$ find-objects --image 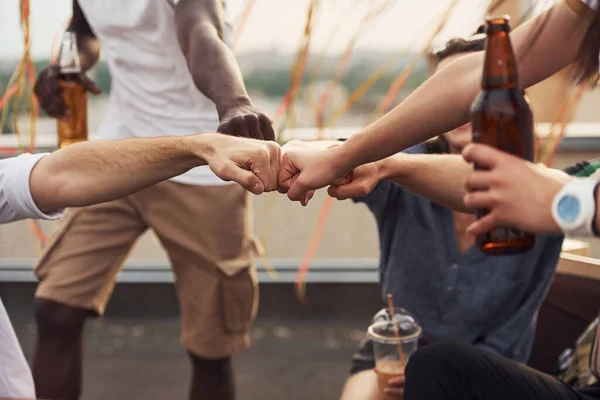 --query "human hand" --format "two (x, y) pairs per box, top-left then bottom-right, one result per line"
(34, 65), (101, 120)
(384, 375), (405, 397)
(281, 139), (342, 152)
(327, 160), (382, 200)
(201, 134), (281, 194)
(278, 146), (351, 205)
(462, 143), (571, 235)
(218, 103), (275, 141)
